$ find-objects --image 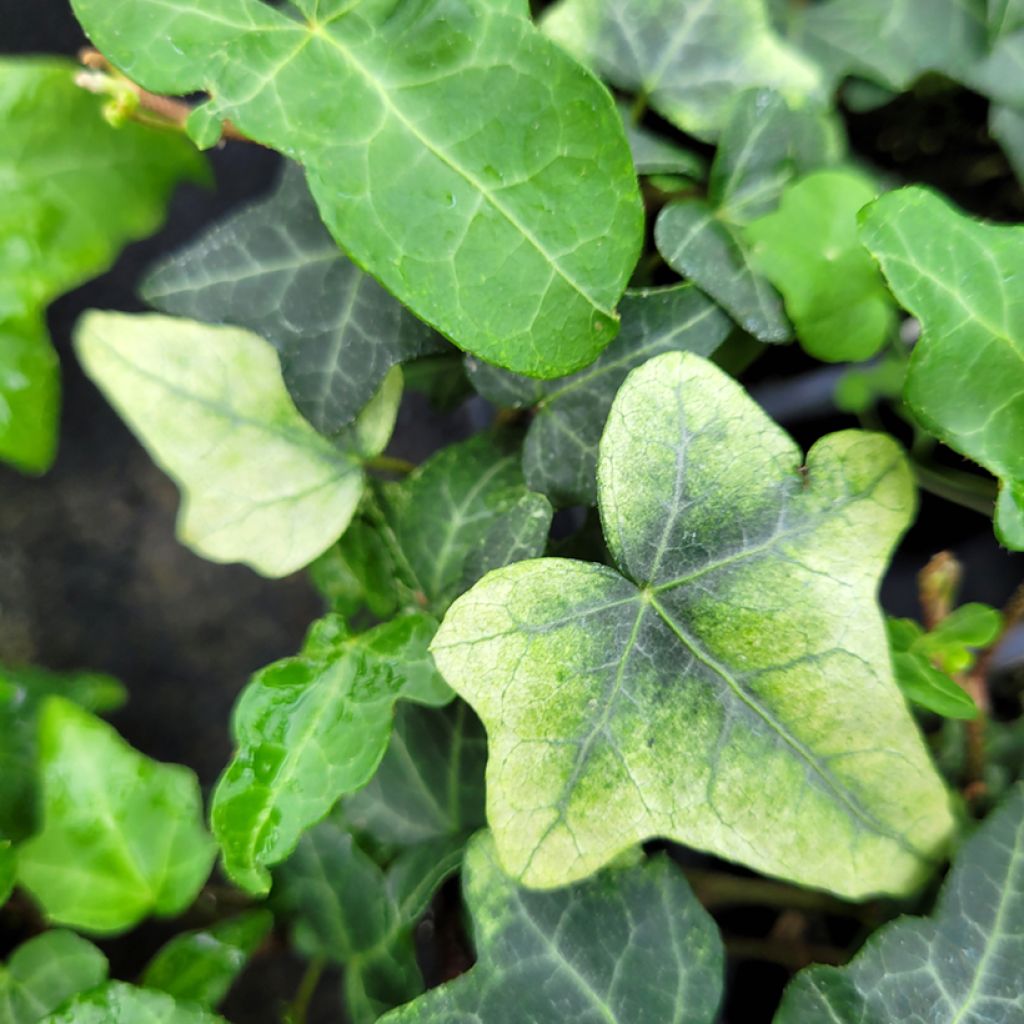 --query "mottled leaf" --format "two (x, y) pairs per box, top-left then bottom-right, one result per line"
(71, 0), (643, 378)
(17, 698), (215, 935)
(74, 312), (401, 577)
(433, 352), (953, 896)
(543, 0), (823, 140)
(143, 163), (444, 436)
(380, 831), (724, 1024)
(860, 186), (1024, 548)
(0, 57), (206, 473)
(774, 782), (1024, 1023)
(41, 983), (225, 1024)
(212, 614), (451, 896)
(468, 286), (731, 504)
(142, 910), (273, 1009)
